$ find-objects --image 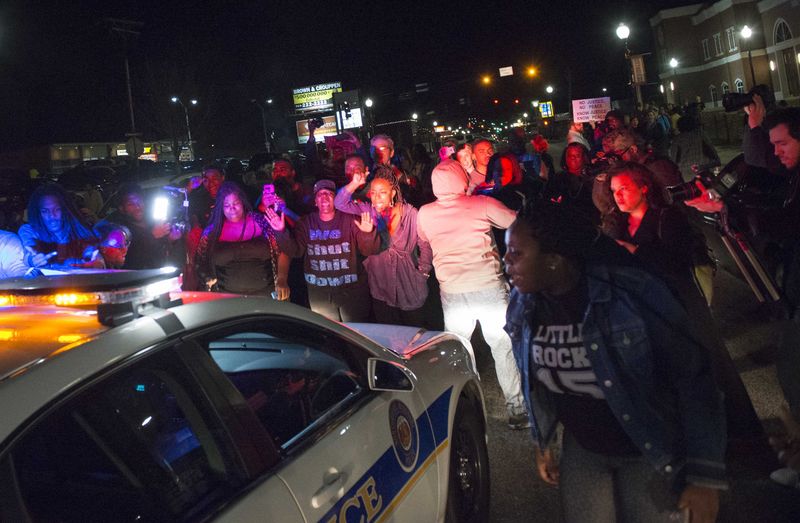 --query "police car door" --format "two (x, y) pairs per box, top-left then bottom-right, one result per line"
(281, 356), (440, 523)
(195, 317), (439, 522)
